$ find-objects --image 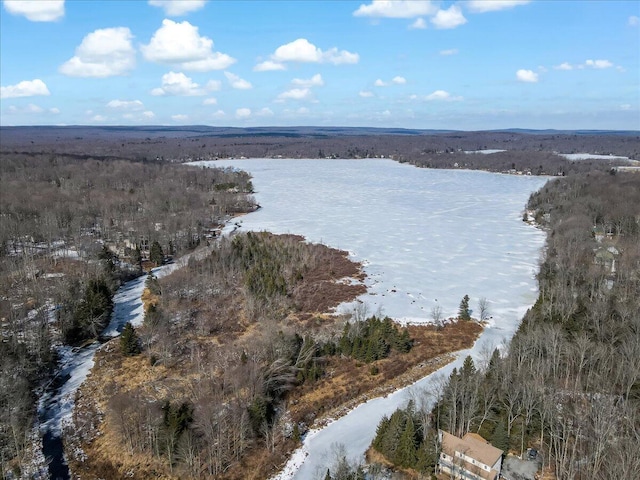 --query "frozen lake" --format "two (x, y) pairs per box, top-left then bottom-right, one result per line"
(192, 158), (549, 478)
